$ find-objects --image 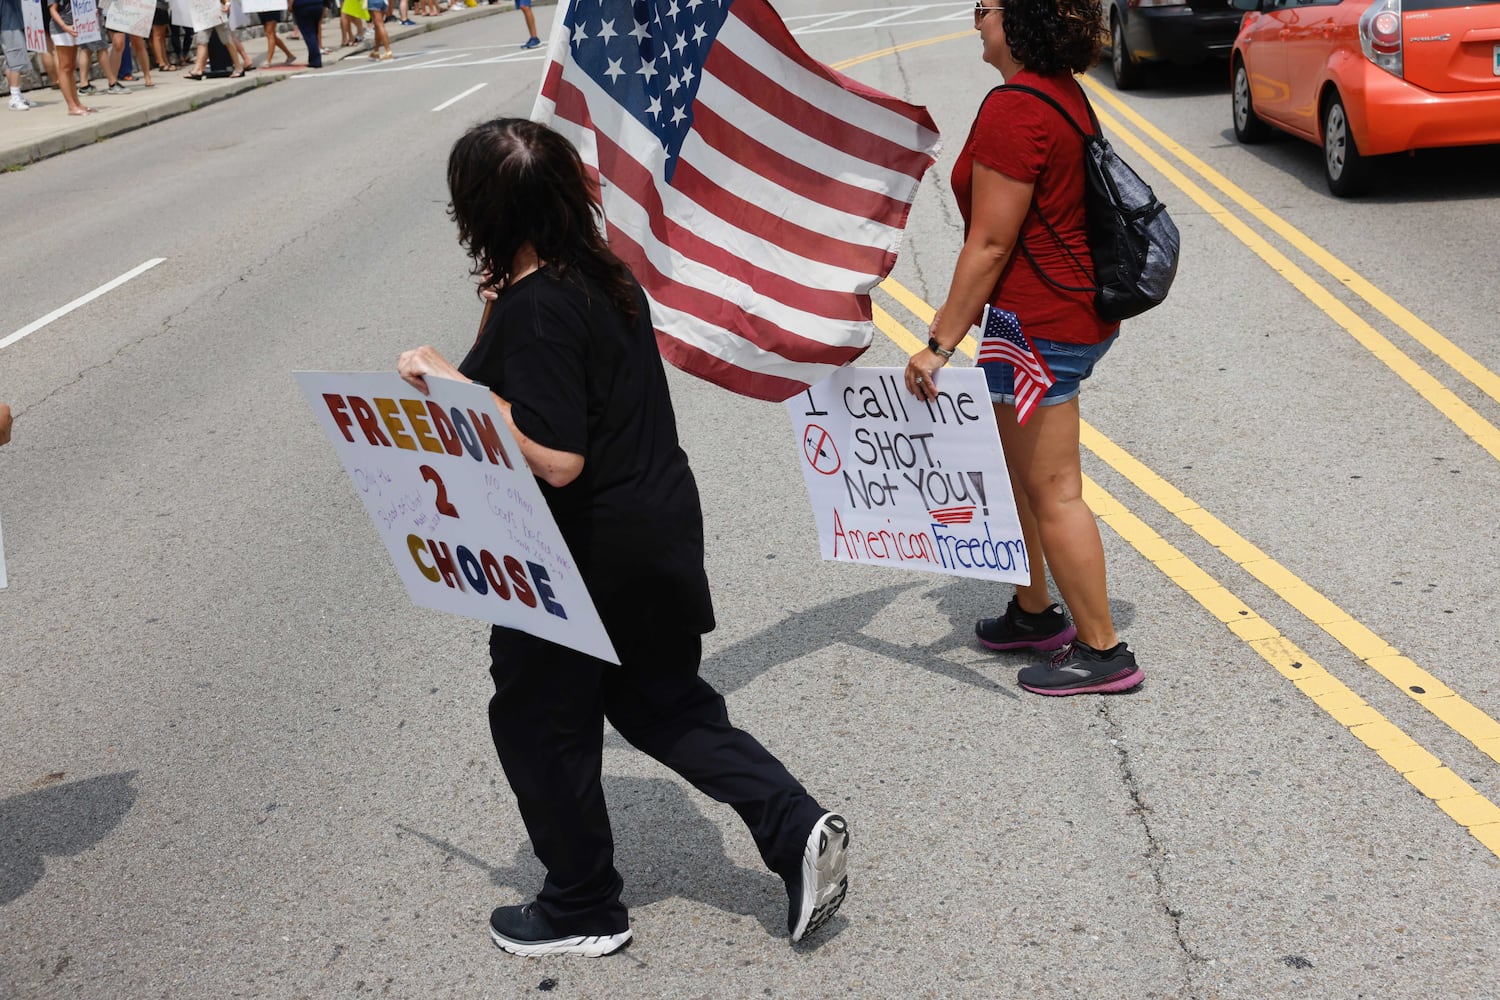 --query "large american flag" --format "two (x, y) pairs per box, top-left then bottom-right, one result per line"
(974, 304), (1055, 426)
(531, 0), (940, 401)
